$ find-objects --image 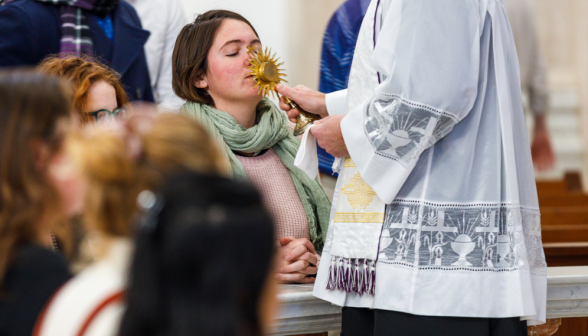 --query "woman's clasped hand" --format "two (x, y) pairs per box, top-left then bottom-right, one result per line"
(277, 237), (320, 283)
